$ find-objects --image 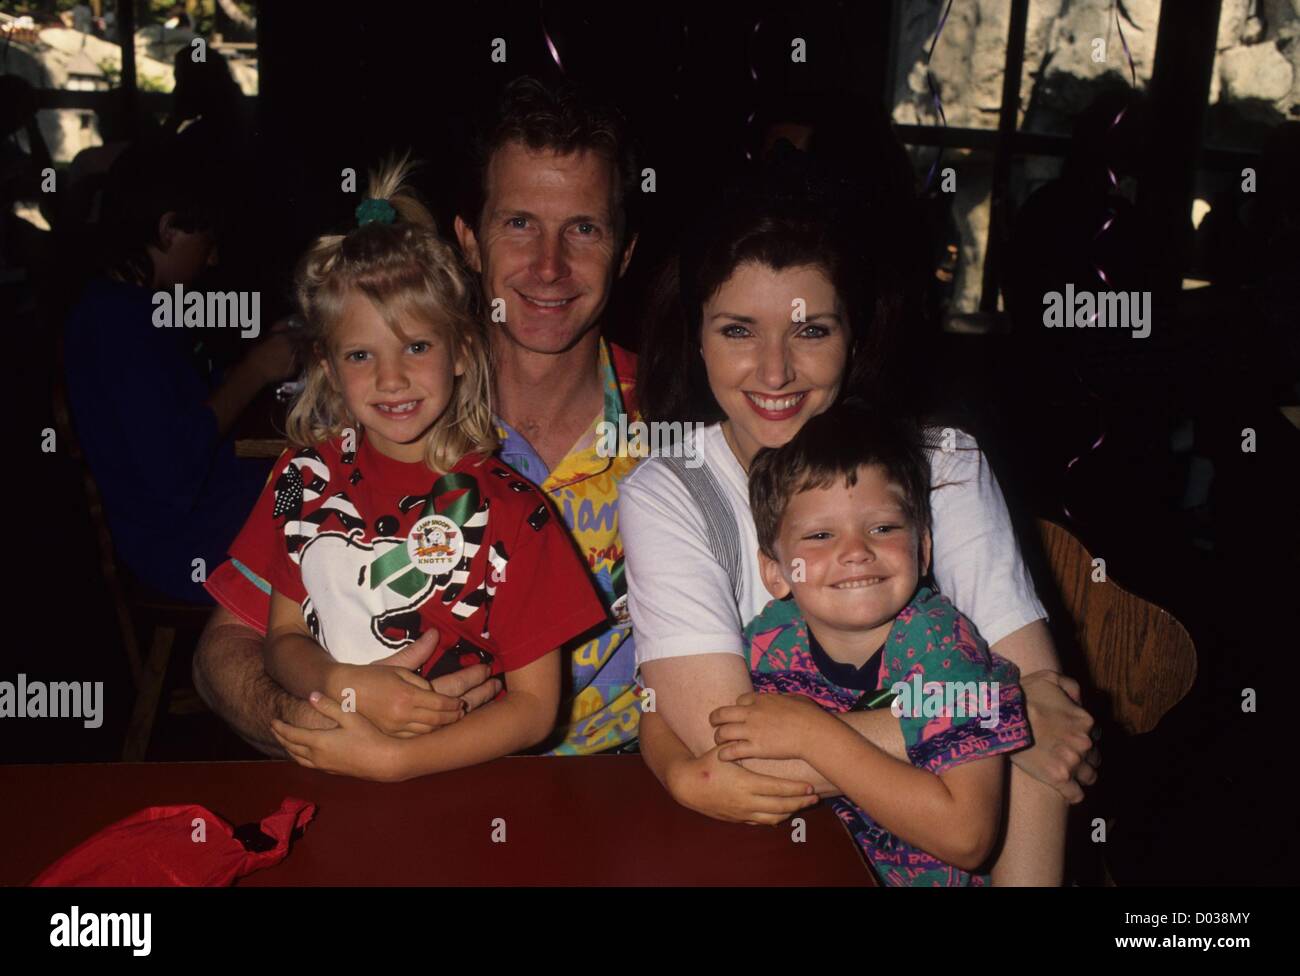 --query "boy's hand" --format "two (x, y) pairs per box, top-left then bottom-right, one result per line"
(329, 630), (468, 736)
(709, 692), (829, 762)
(271, 692), (408, 782)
